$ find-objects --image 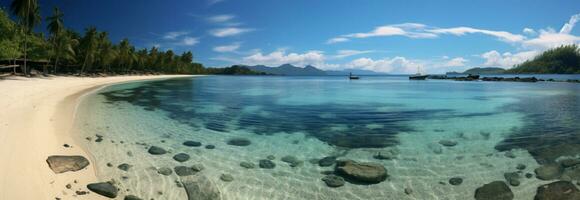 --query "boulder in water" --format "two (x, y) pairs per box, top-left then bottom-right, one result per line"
(220, 174), (234, 182)
(504, 172), (521, 186)
(87, 182), (118, 198)
(334, 160), (387, 184)
(157, 167), (173, 176)
(46, 155), (90, 174)
(117, 163), (132, 172)
(259, 159), (276, 169)
(148, 146), (167, 155)
(175, 166), (196, 176)
(322, 175), (345, 187)
(535, 163), (563, 180)
(240, 162), (256, 169)
(534, 181), (580, 200)
(173, 153), (190, 162)
(226, 138), (251, 146)
(183, 141), (202, 147)
(318, 156), (337, 167)
(449, 177), (463, 185)
(474, 181), (513, 200)
(124, 195), (143, 200)
(439, 140), (458, 147)
(181, 175), (222, 200)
